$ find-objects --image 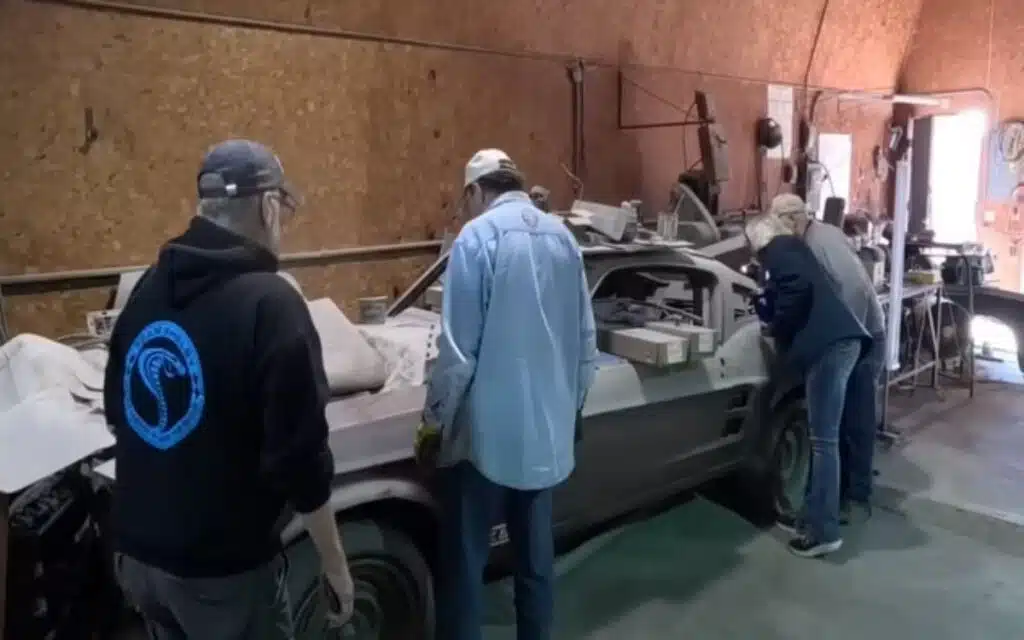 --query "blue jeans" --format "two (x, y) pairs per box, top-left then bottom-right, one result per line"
(436, 462), (555, 640)
(804, 338), (862, 543)
(841, 333), (884, 505)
